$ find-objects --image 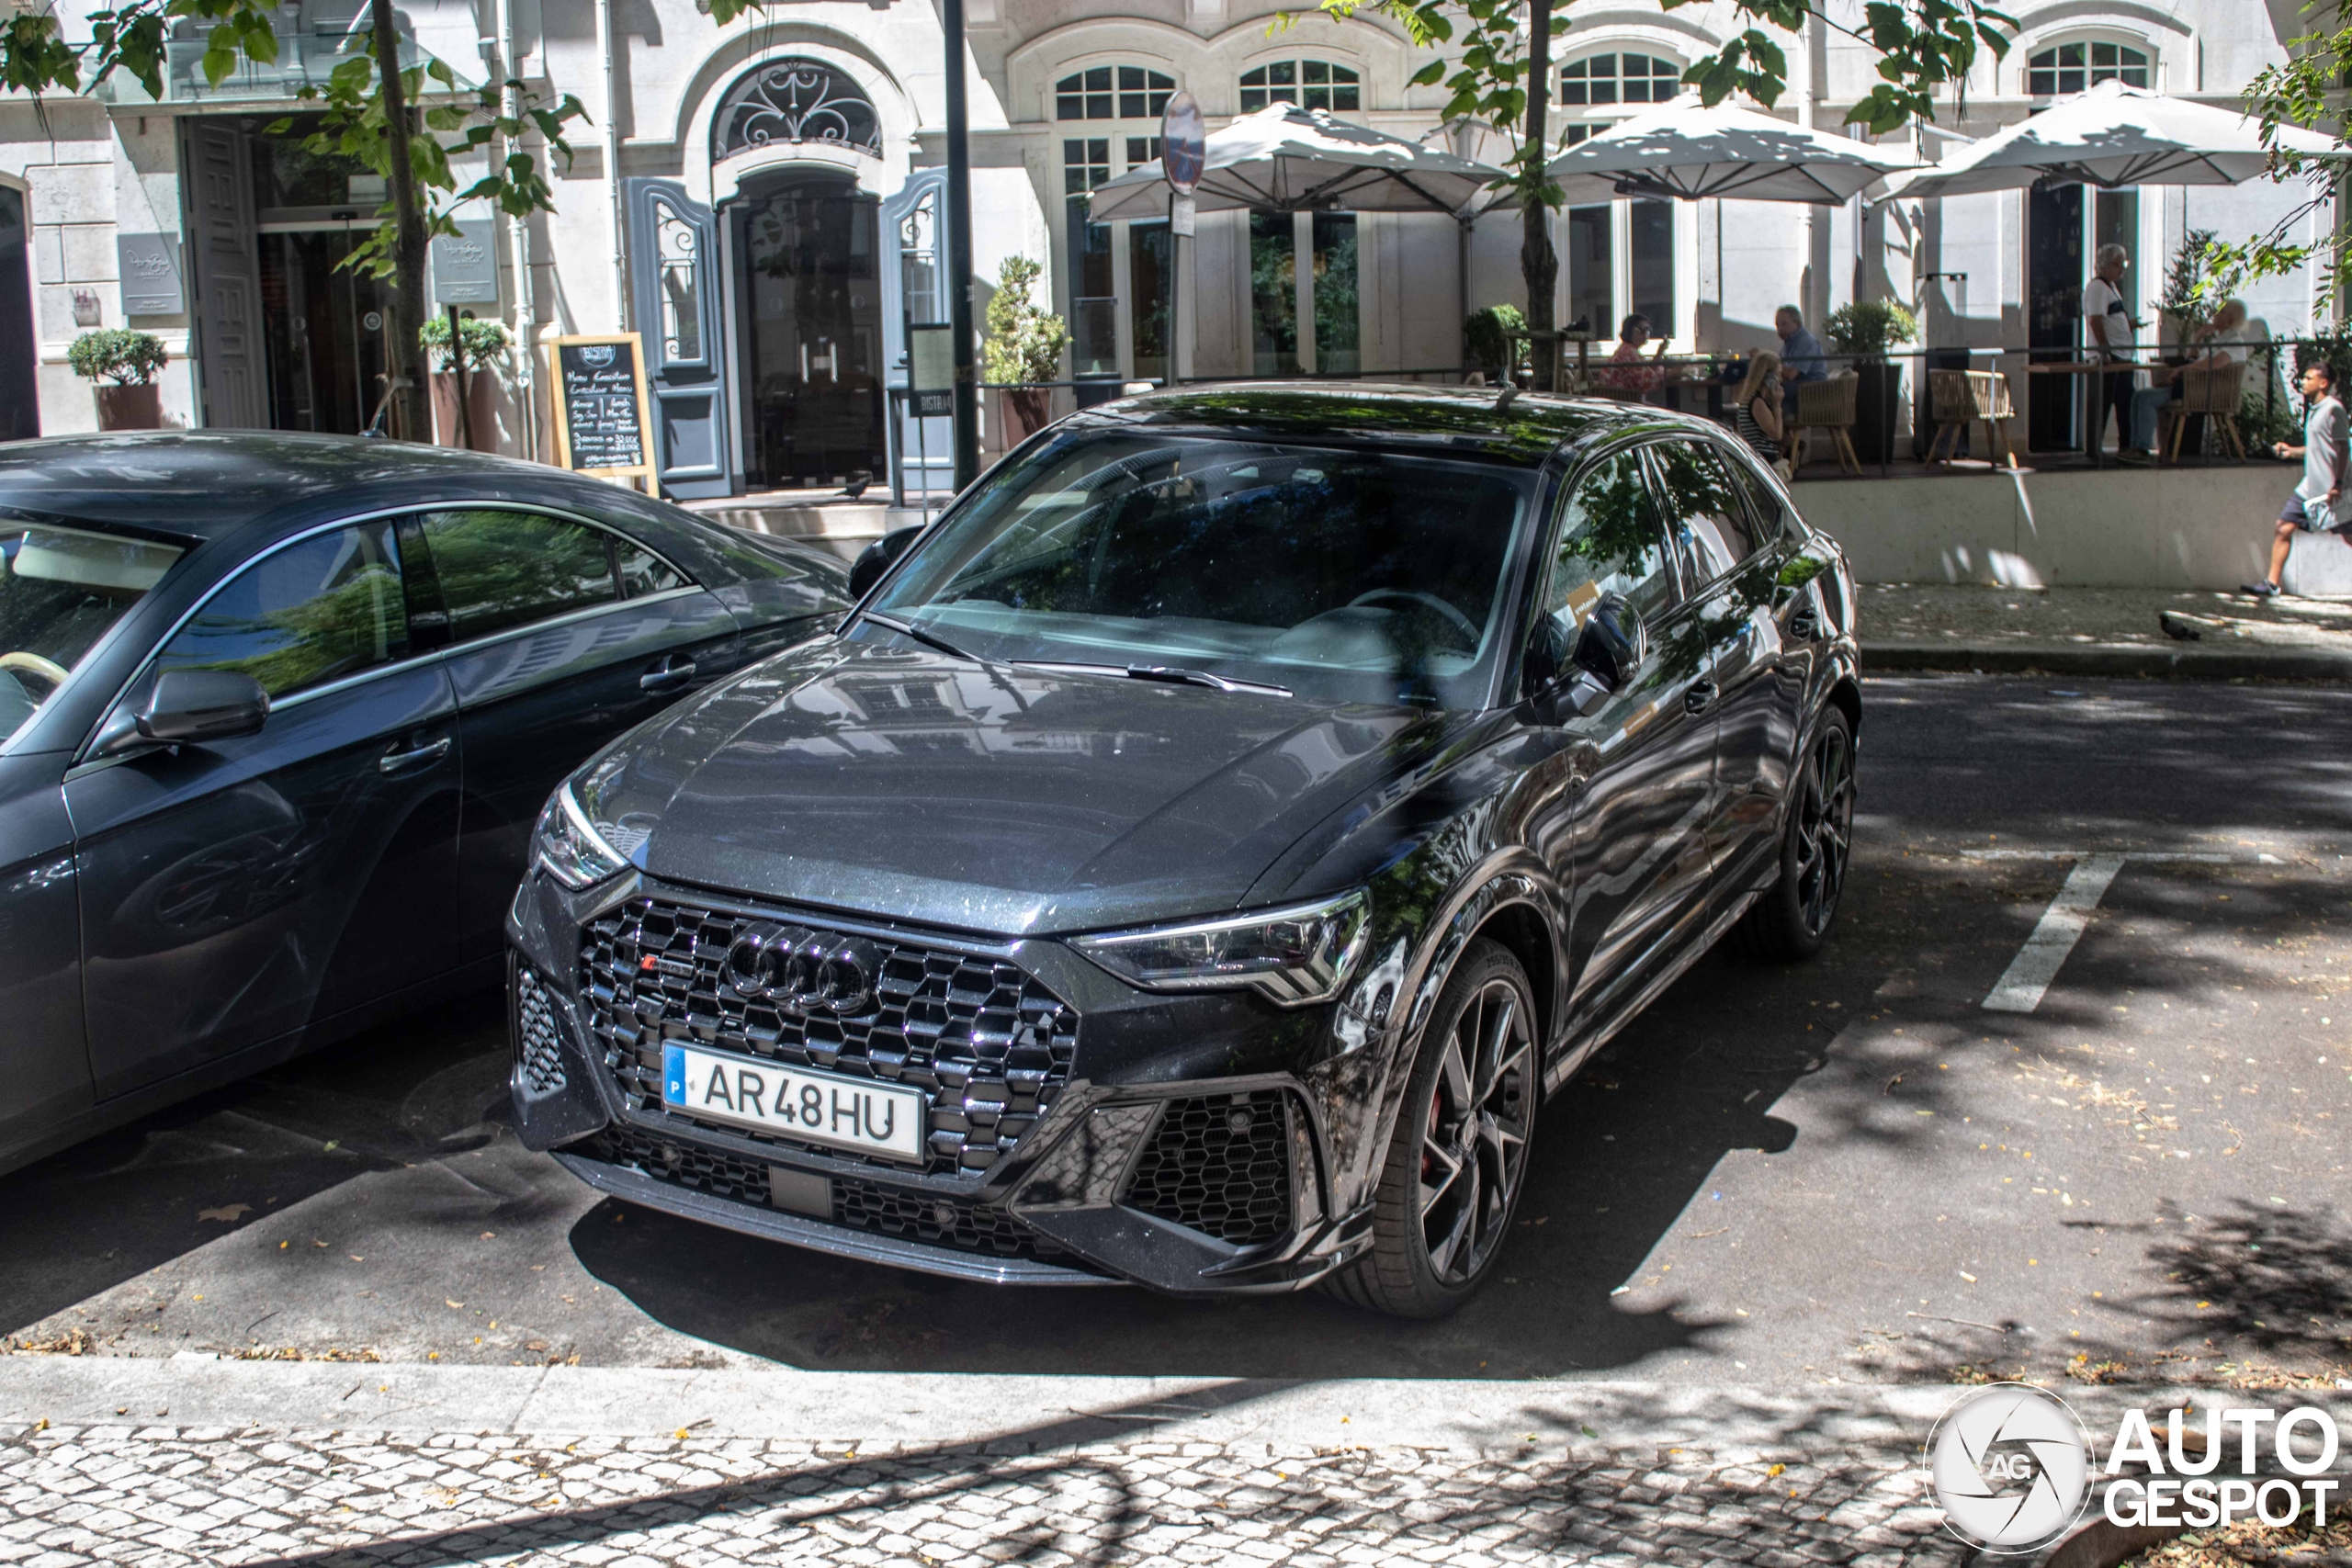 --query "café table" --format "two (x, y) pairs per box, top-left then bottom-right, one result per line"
(2022, 356), (2166, 468)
